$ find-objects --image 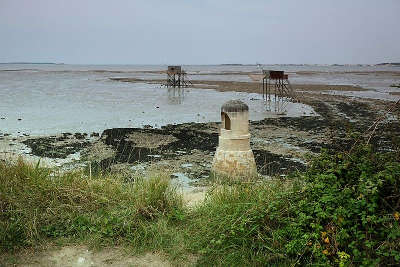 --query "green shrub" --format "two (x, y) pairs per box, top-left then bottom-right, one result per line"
(186, 145), (400, 266)
(283, 145), (400, 266)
